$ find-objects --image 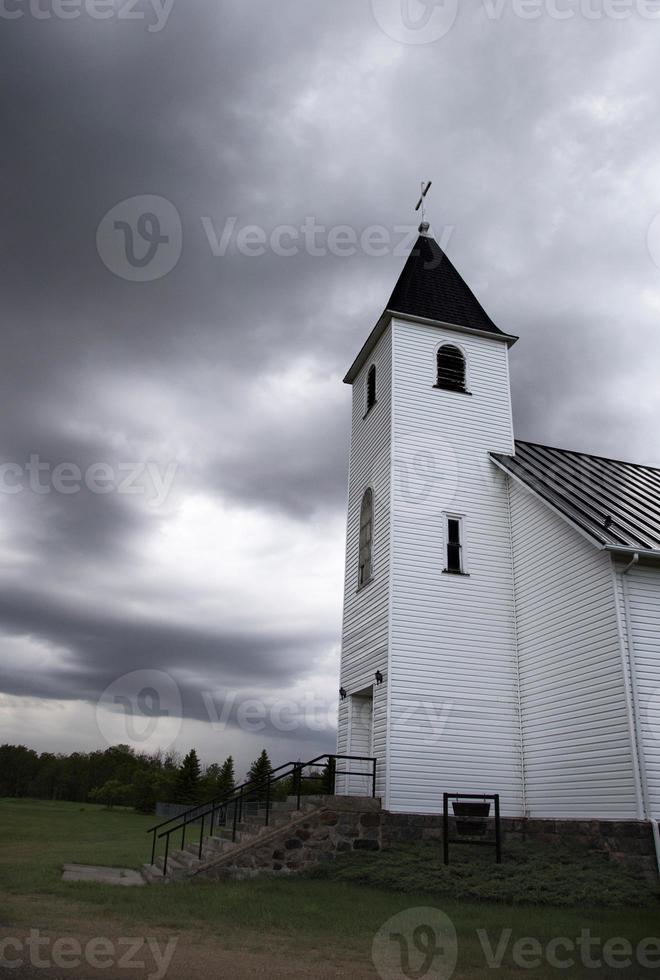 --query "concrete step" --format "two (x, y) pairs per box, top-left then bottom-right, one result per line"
(204, 836), (235, 854)
(214, 827), (234, 840)
(183, 841), (227, 862)
(173, 848), (203, 868)
(155, 827), (263, 876)
(141, 863), (170, 884)
(153, 854), (188, 877)
(265, 813), (296, 828)
(235, 821), (265, 834)
(235, 812), (293, 833)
